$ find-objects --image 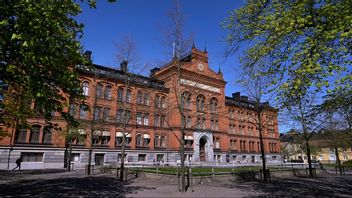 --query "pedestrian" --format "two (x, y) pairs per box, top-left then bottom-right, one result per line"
(12, 157), (23, 171)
